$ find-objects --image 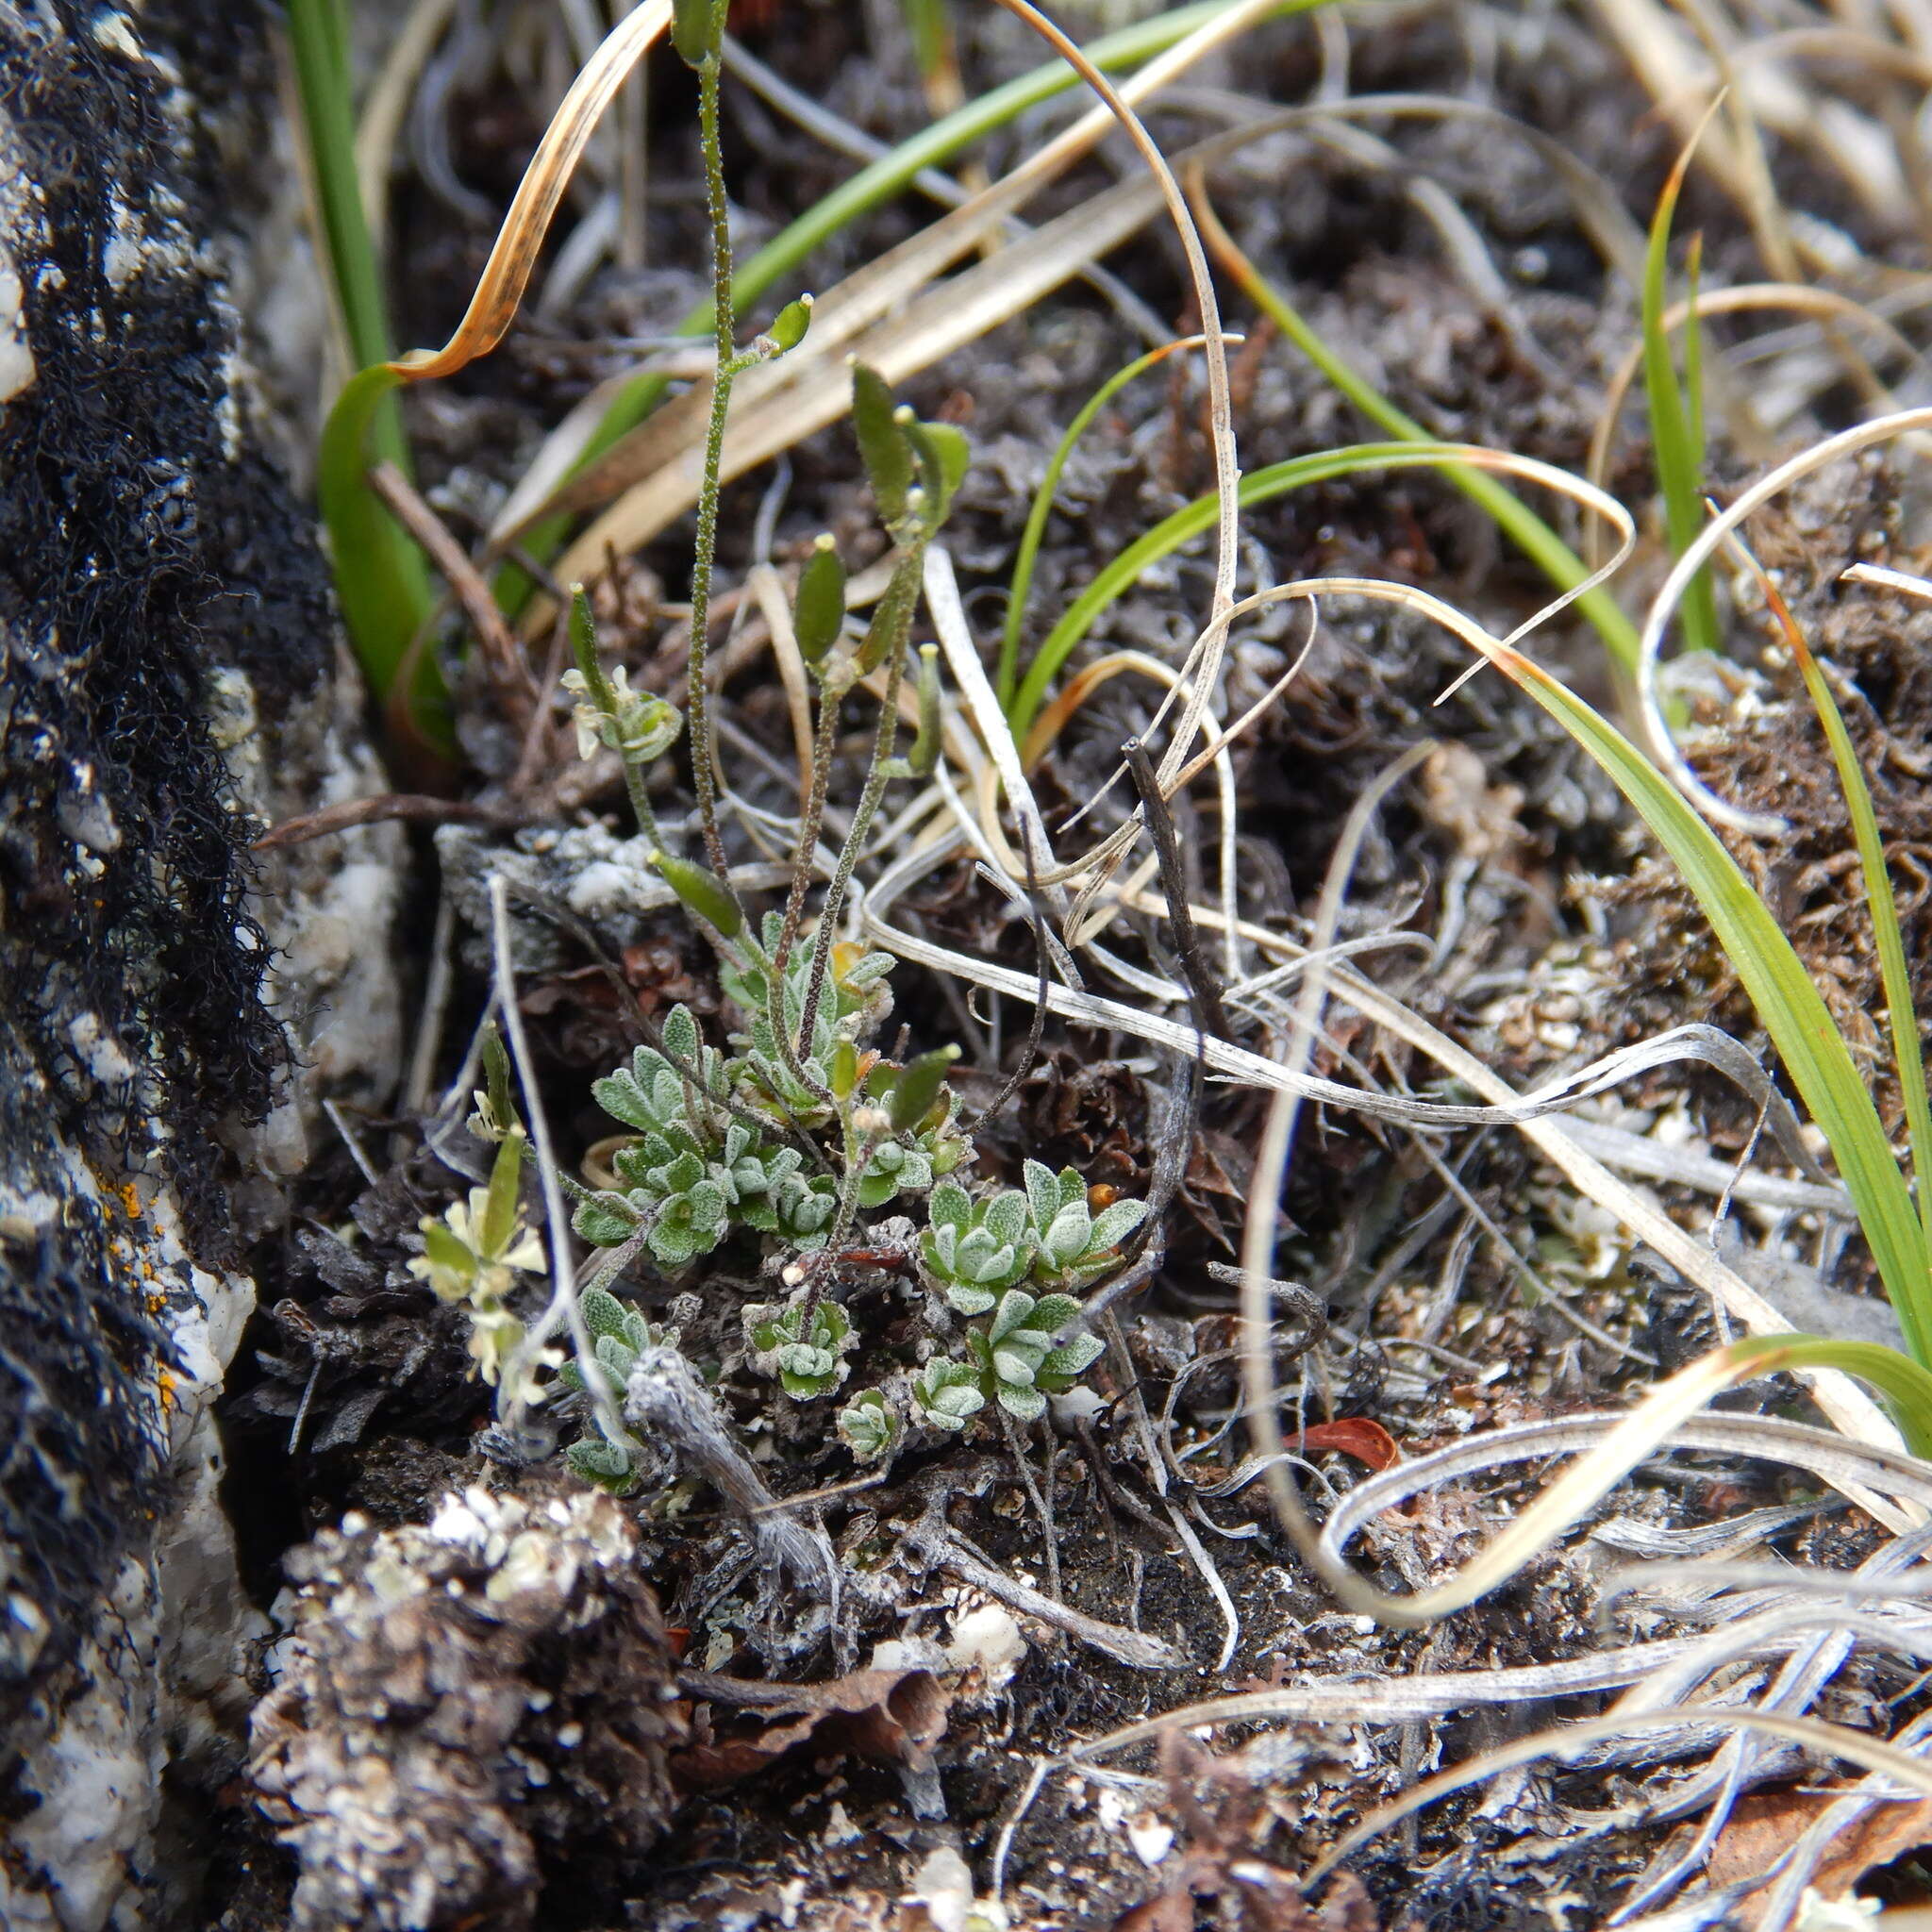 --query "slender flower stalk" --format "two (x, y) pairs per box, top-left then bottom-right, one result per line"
(686, 46), (739, 895)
